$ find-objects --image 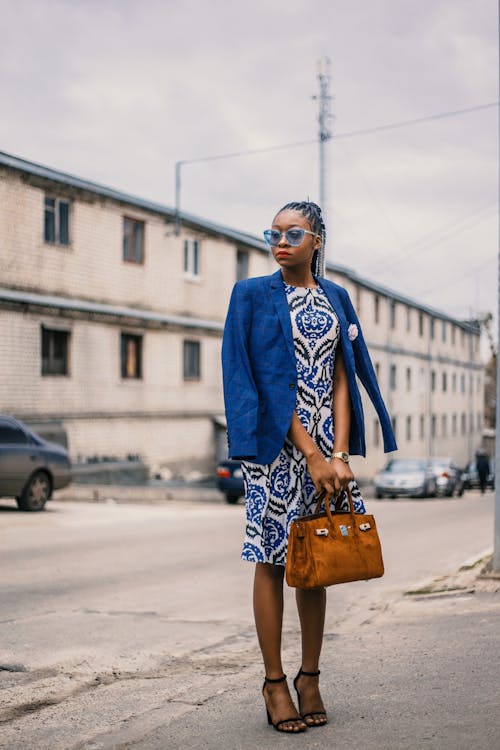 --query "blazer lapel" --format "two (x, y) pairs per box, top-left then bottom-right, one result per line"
(269, 270), (296, 362)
